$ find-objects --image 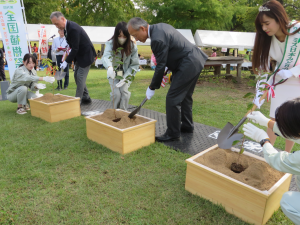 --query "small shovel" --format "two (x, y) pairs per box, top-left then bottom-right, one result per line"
(54, 71), (67, 81)
(128, 97), (148, 119)
(217, 91), (268, 149)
